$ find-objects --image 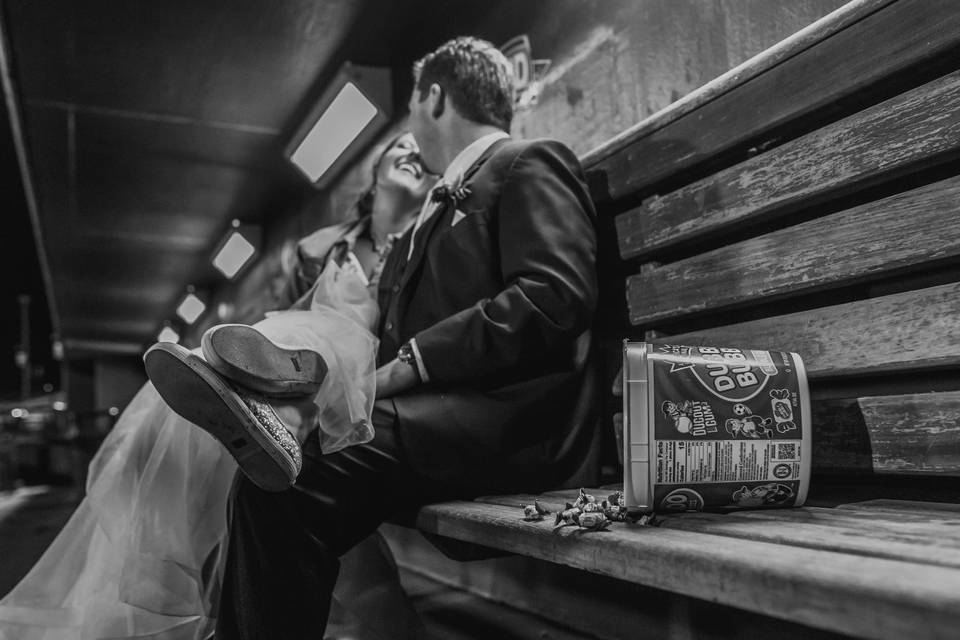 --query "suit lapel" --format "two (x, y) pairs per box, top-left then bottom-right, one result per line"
(396, 138), (509, 292)
(397, 200), (449, 291)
